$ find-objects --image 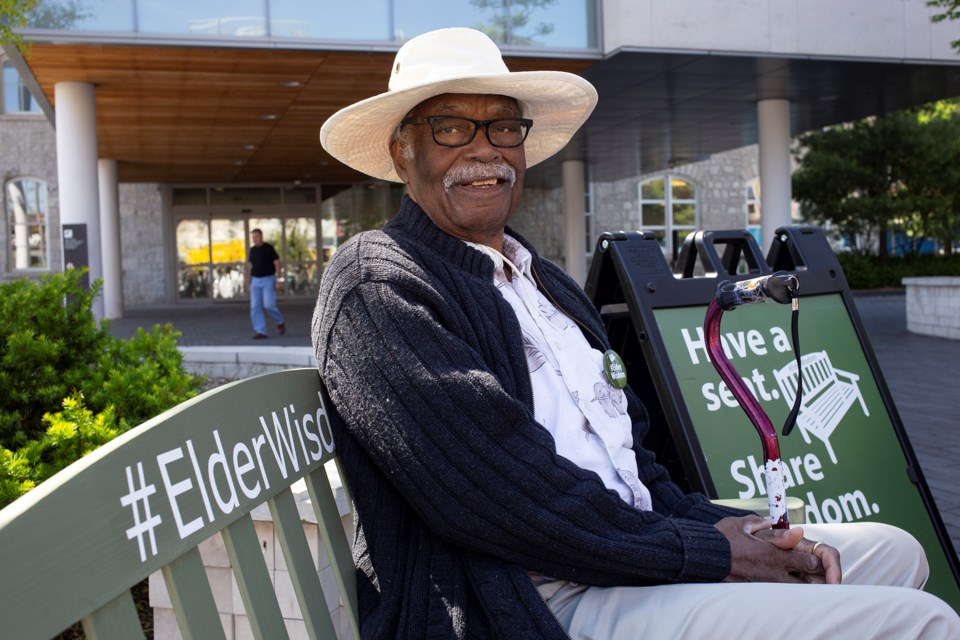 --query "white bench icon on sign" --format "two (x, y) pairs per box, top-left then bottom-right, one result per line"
(774, 350), (869, 464)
